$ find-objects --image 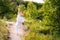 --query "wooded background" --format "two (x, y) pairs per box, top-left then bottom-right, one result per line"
(0, 0), (60, 40)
